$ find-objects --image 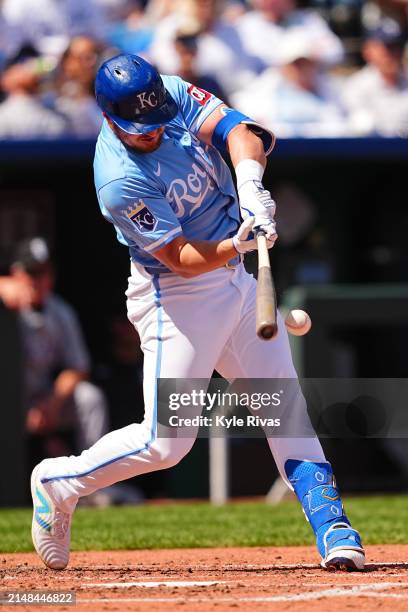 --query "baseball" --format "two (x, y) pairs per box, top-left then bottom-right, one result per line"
(285, 309), (312, 336)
